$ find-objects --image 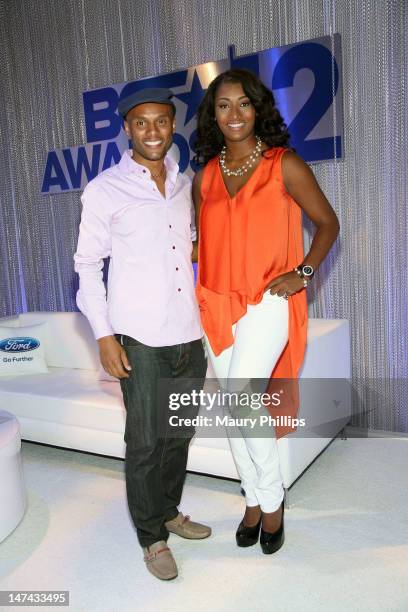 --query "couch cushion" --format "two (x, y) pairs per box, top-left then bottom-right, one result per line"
(0, 368), (125, 433)
(17, 312), (100, 371)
